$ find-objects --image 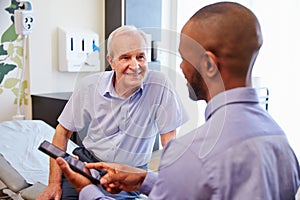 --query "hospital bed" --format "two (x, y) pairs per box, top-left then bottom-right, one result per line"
(0, 120), (77, 200)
